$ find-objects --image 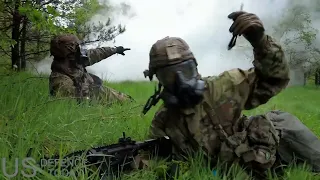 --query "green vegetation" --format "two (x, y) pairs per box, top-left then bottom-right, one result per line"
(0, 71), (319, 179)
(0, 0), (127, 70)
(1, 0), (320, 179)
